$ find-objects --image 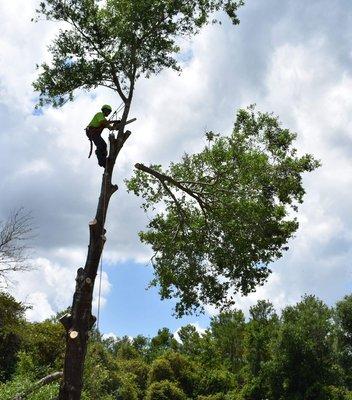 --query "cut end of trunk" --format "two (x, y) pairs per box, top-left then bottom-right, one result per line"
(89, 219), (97, 226)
